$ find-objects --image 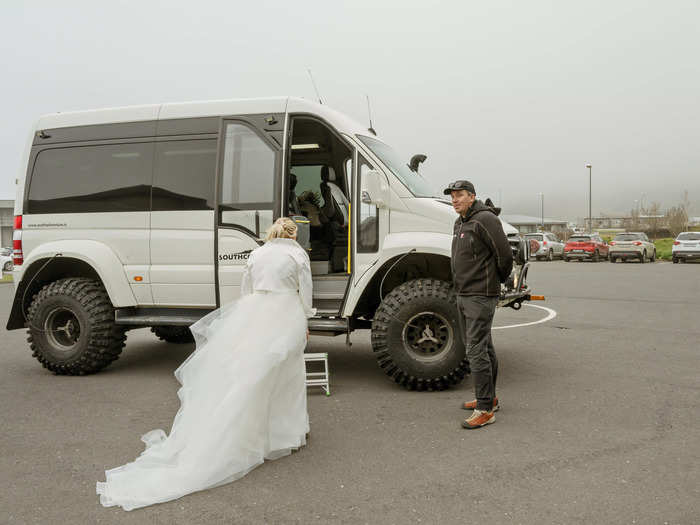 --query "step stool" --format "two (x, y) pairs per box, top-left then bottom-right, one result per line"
(304, 352), (330, 396)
